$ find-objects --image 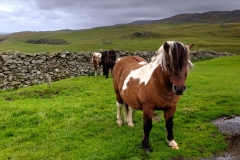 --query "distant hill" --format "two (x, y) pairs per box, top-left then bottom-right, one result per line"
(129, 10), (240, 25)
(0, 32), (11, 35)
